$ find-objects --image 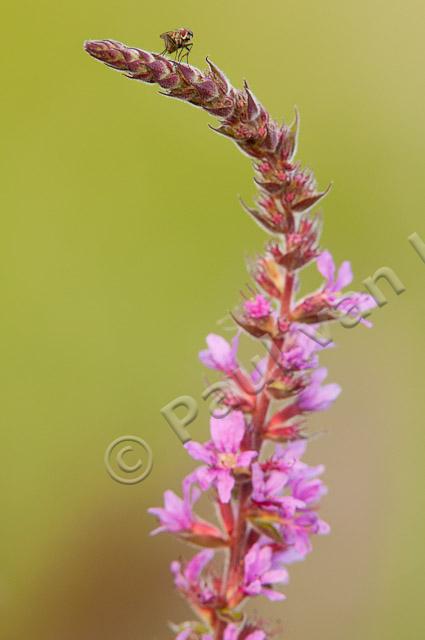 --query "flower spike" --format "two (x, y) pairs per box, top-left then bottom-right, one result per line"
(85, 36), (374, 639)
